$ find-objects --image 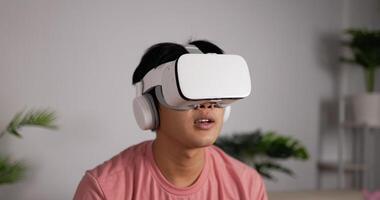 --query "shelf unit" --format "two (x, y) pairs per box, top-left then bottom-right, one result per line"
(318, 122), (379, 190)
